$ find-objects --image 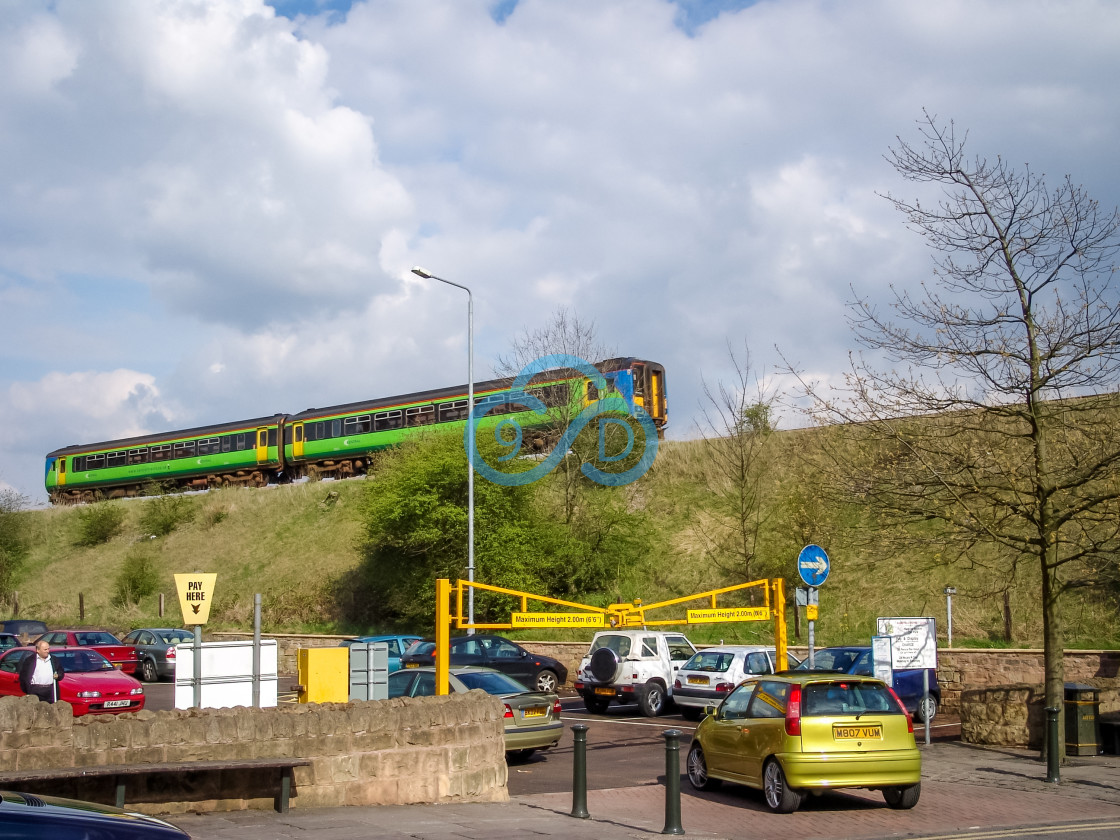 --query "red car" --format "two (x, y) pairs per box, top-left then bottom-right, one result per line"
(0, 647), (145, 715)
(37, 629), (139, 675)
